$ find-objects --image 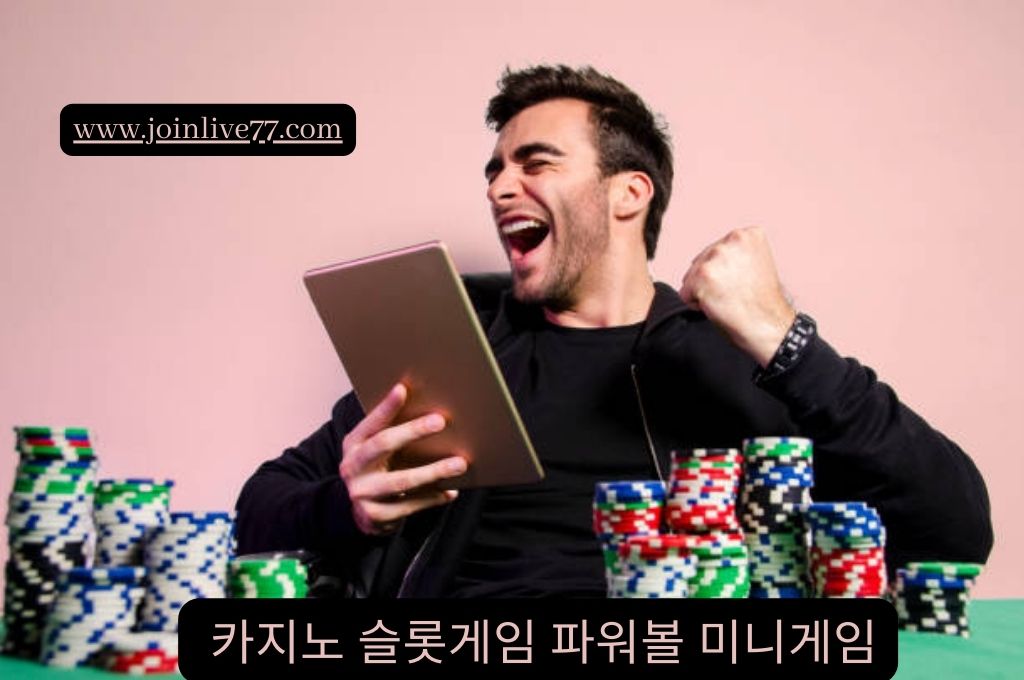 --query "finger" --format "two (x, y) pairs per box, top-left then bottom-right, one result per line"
(679, 265), (701, 309)
(690, 240), (716, 265)
(352, 413), (449, 471)
(366, 488), (461, 525)
(352, 456), (467, 500)
(346, 382), (409, 446)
